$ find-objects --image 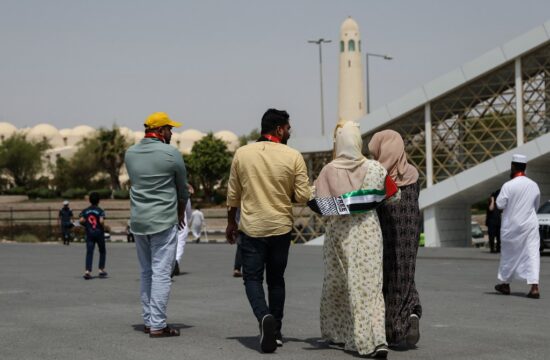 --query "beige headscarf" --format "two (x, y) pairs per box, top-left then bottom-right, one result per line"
(368, 129), (418, 187)
(314, 121), (368, 197)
